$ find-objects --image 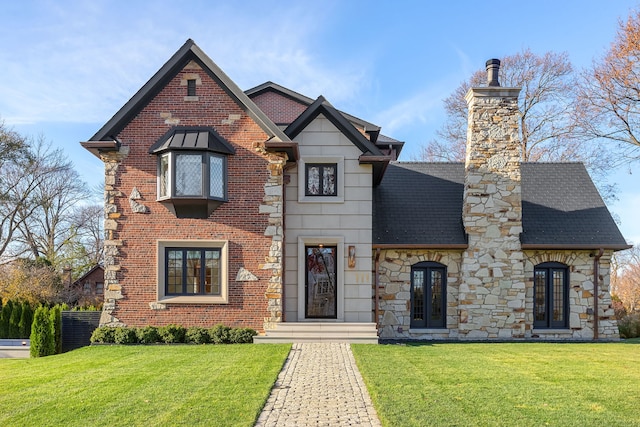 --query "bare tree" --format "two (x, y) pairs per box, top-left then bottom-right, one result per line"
(419, 49), (585, 163)
(576, 9), (640, 163)
(612, 246), (640, 314)
(13, 141), (92, 268)
(0, 125), (44, 261)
